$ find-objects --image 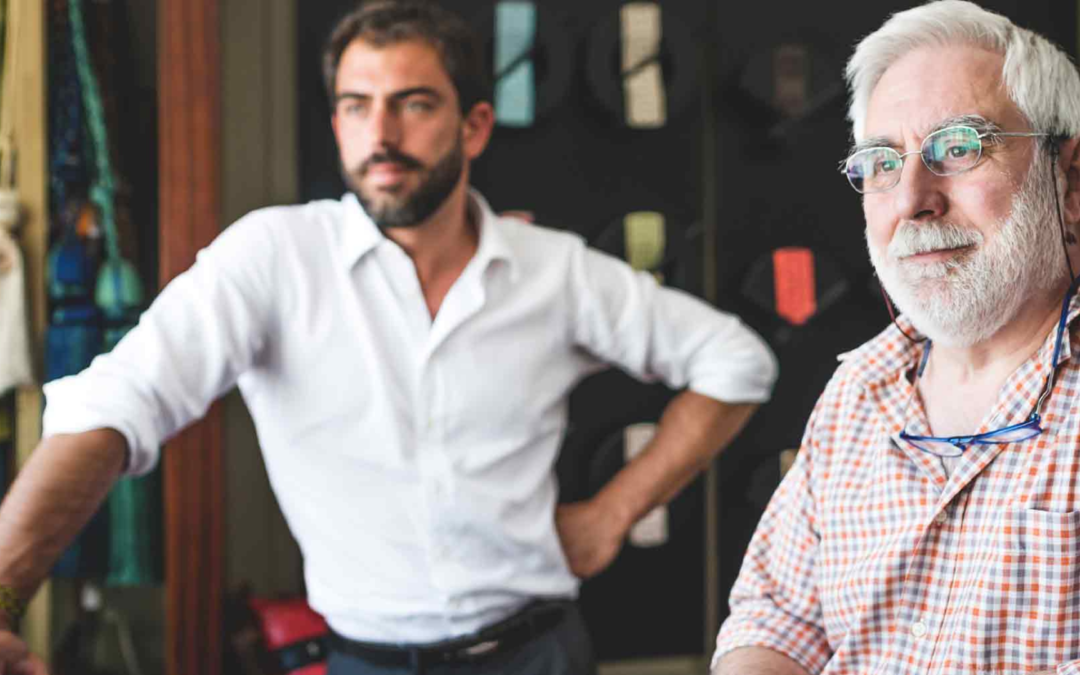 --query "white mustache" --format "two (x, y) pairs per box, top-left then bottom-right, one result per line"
(887, 222), (983, 260)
